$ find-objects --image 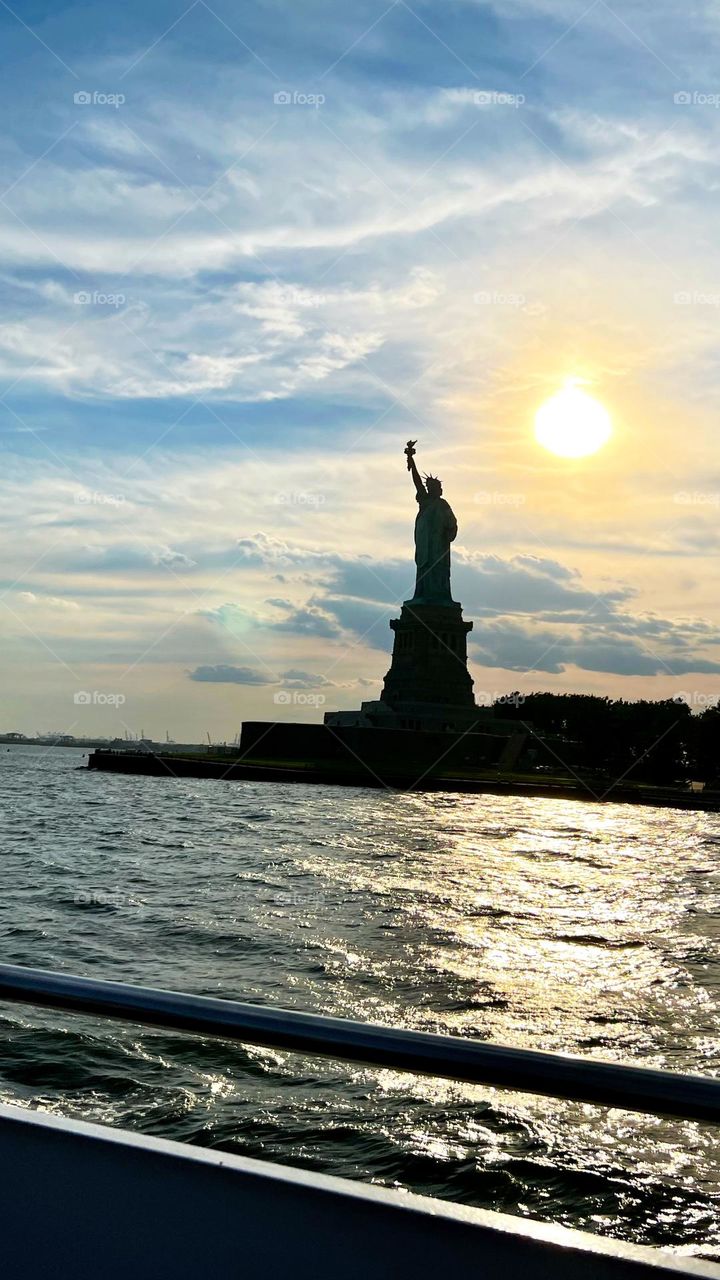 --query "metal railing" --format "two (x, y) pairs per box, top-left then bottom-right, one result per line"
(0, 962), (719, 1123)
